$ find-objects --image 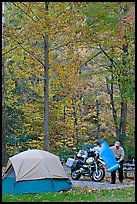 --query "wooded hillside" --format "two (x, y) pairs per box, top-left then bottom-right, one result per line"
(2, 2), (135, 165)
